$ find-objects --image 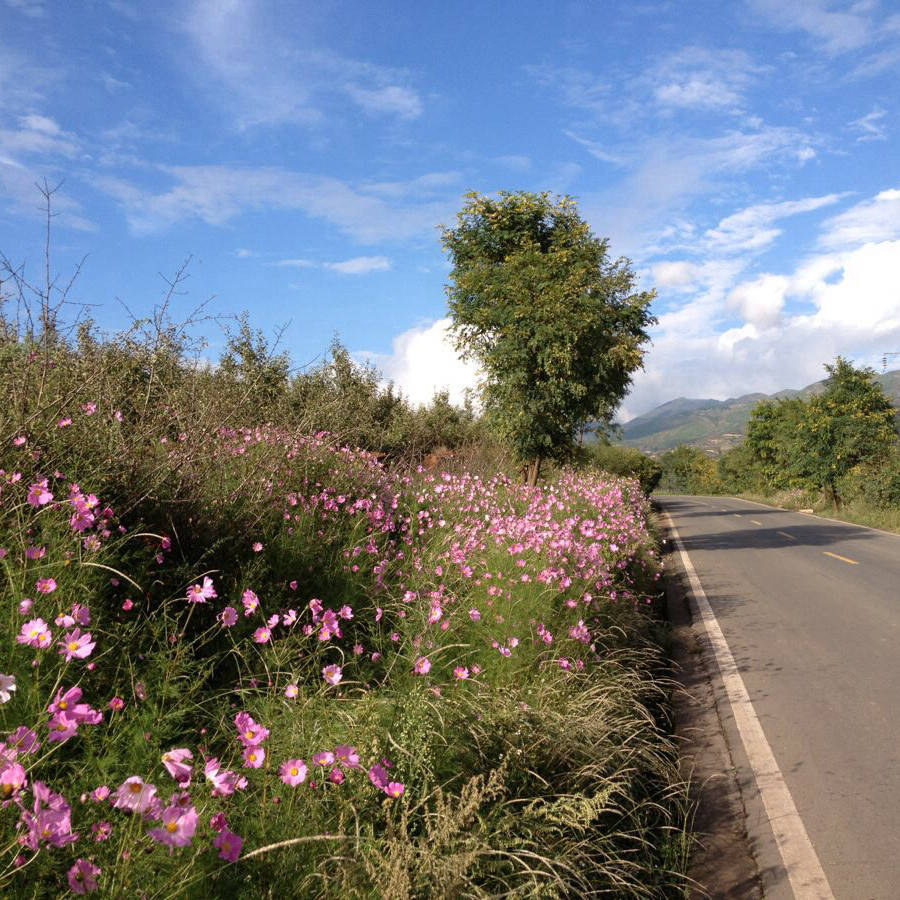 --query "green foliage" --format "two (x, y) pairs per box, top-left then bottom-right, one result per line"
(584, 442), (662, 494)
(794, 357), (898, 506)
(657, 445), (720, 494)
(744, 396), (809, 492)
(441, 191), (656, 483)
